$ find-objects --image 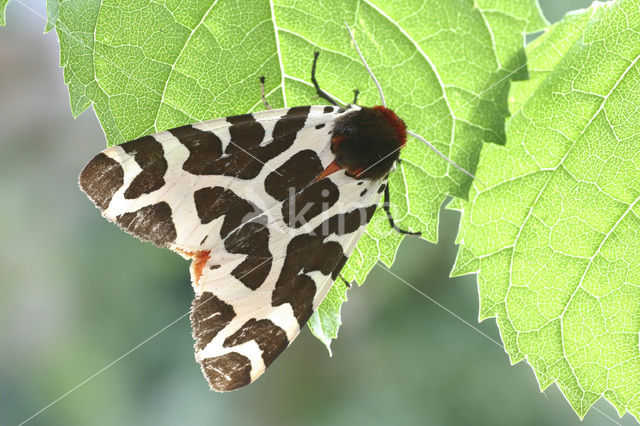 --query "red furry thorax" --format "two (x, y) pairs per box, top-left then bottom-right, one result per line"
(372, 105), (407, 146)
